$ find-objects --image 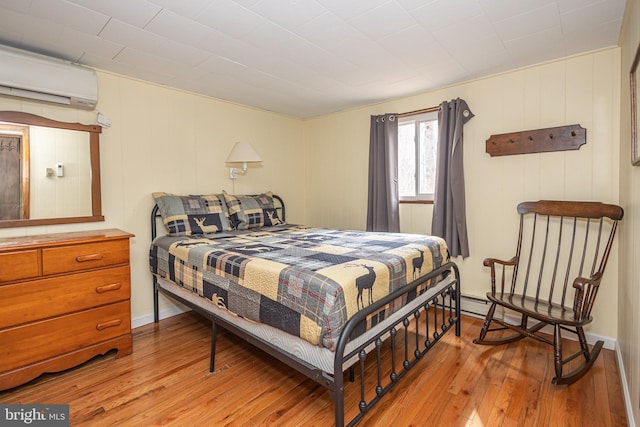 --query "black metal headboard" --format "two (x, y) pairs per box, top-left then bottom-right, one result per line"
(151, 194), (285, 240)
